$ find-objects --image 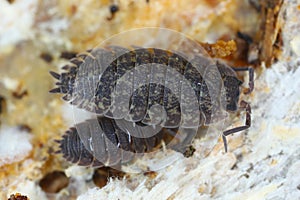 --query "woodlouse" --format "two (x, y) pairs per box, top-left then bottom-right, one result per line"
(57, 116), (178, 167)
(50, 41), (253, 168)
